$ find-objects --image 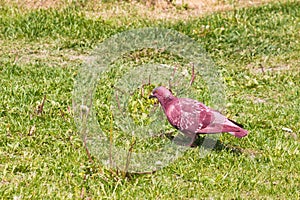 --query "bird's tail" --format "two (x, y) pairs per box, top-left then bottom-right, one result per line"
(228, 129), (248, 138)
(197, 115), (249, 138)
(224, 119), (248, 138)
